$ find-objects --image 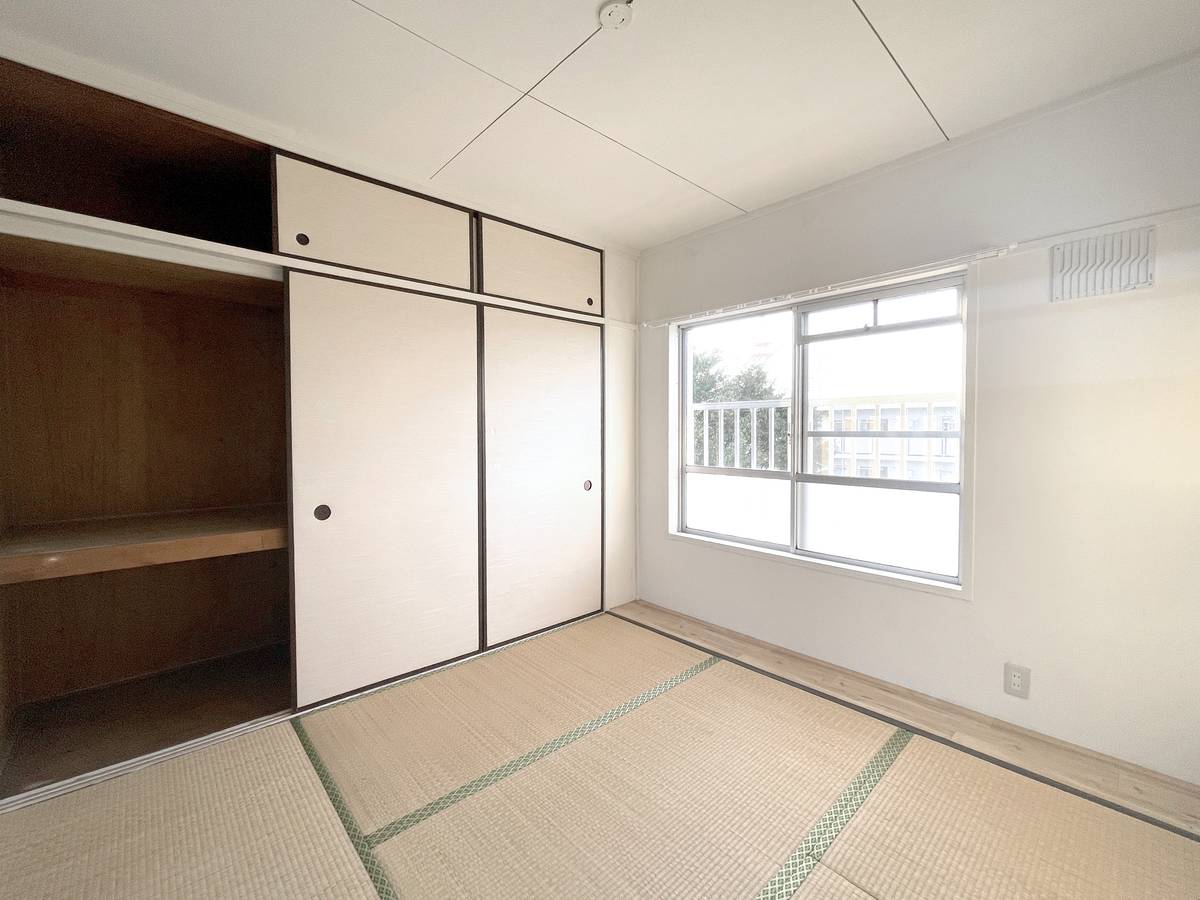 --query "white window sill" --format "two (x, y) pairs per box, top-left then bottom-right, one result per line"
(666, 529), (969, 601)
